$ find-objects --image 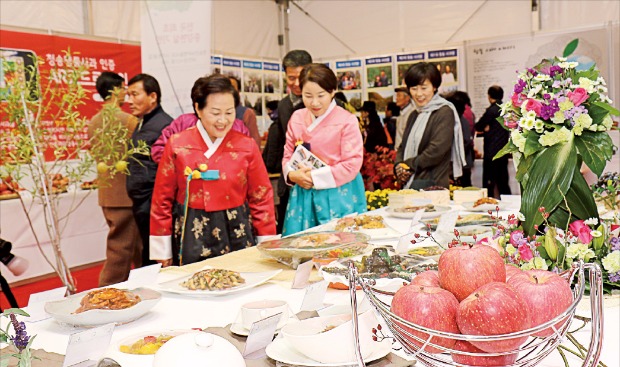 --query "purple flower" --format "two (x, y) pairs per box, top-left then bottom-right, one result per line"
(611, 237), (620, 251)
(610, 272), (620, 283)
(540, 99), (560, 120)
(527, 68), (538, 76)
(549, 65), (563, 77)
(9, 314), (30, 352)
(552, 80), (562, 89)
(514, 79), (527, 94)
